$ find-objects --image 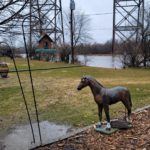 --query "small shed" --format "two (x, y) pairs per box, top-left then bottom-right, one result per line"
(37, 33), (53, 49)
(35, 33), (57, 61)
